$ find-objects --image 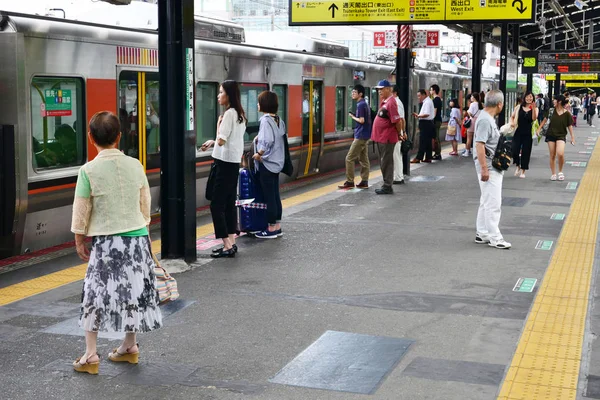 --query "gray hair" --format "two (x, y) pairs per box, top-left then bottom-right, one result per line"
(484, 90), (504, 107)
